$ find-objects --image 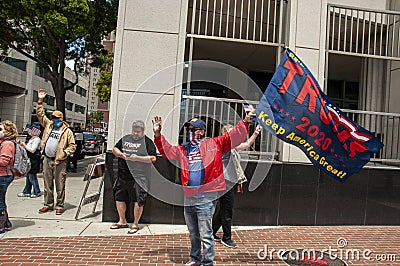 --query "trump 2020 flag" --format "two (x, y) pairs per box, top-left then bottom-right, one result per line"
(255, 48), (384, 182)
